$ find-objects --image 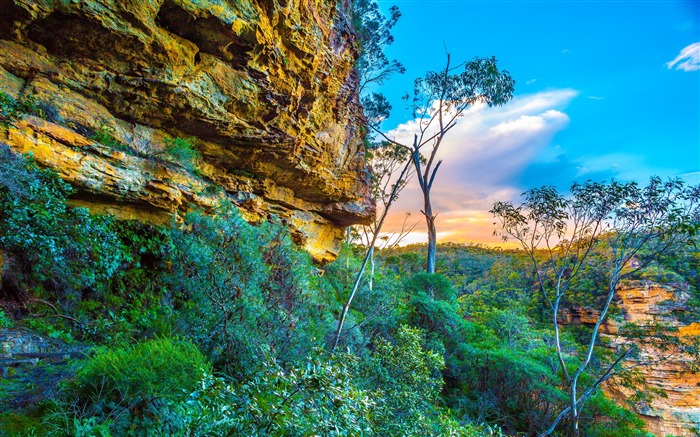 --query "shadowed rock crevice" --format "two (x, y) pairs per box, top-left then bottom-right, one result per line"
(155, 0), (255, 69)
(27, 12), (148, 67)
